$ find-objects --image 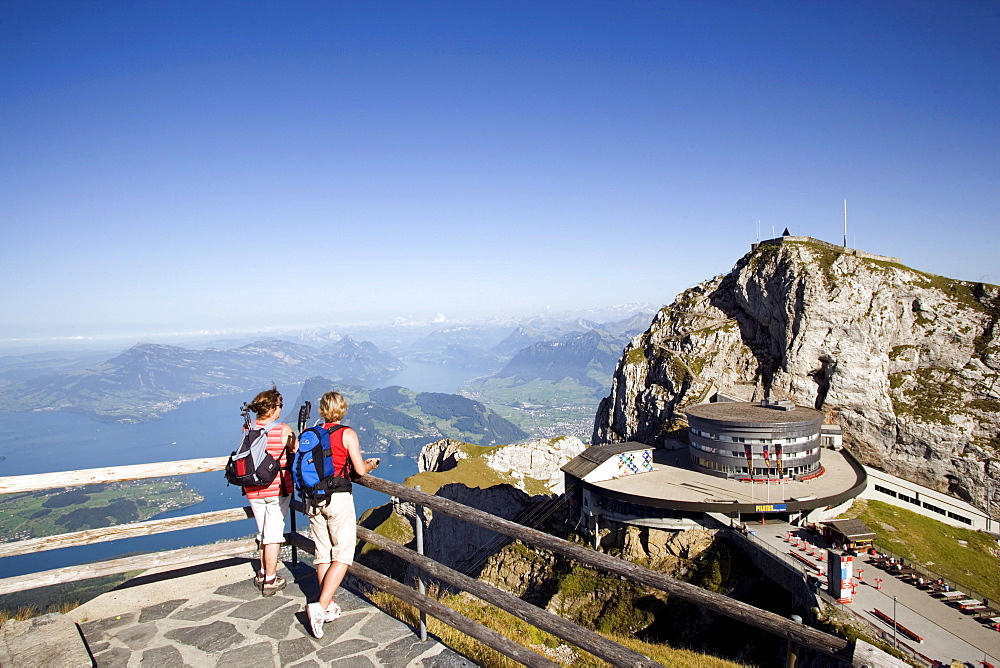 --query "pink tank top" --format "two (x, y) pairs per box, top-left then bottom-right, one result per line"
(244, 422), (292, 498)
